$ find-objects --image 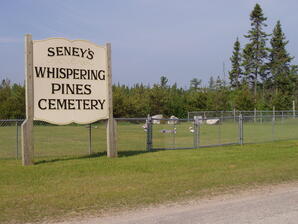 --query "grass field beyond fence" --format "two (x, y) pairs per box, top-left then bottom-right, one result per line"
(2, 117), (298, 159)
(1, 140), (298, 223)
